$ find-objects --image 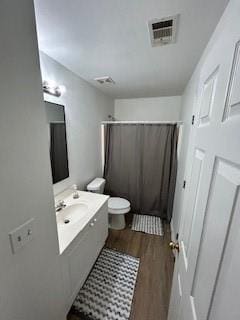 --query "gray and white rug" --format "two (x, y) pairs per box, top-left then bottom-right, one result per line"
(131, 214), (164, 236)
(72, 248), (140, 320)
